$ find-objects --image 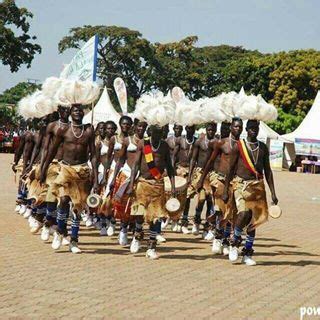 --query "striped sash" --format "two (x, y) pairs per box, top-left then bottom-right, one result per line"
(143, 138), (162, 180)
(237, 139), (263, 179)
